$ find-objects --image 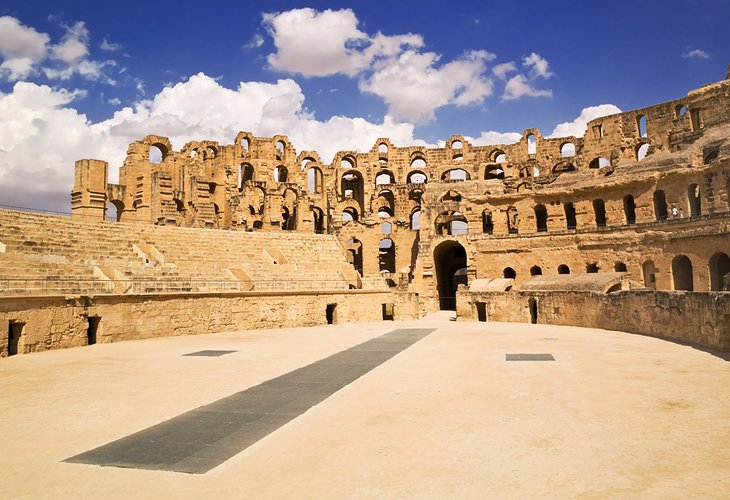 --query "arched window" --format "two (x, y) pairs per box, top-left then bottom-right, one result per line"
(342, 207), (358, 223)
(375, 171), (395, 186)
(274, 165), (288, 183)
(407, 171), (427, 184)
(307, 167), (322, 194)
(378, 208), (393, 218)
(653, 190), (668, 221)
(442, 169), (469, 181)
(240, 137), (250, 152)
(589, 157), (611, 169)
(503, 267), (516, 279)
(623, 195), (636, 224)
(534, 204), (548, 232)
(149, 145), (164, 164)
(312, 207), (324, 233)
(637, 114), (647, 137)
(637, 143), (649, 161)
(560, 142), (575, 157)
(451, 140), (463, 150)
(558, 264), (570, 275)
(527, 134), (537, 155)
(614, 262), (628, 272)
(106, 200), (124, 222)
(341, 157), (354, 169)
(586, 263), (599, 273)
(688, 184), (702, 217)
(378, 143), (388, 154)
(530, 265), (542, 276)
(672, 255), (693, 291)
(410, 209), (421, 230)
(378, 238), (395, 273)
(276, 140), (285, 158)
(709, 252), (730, 291)
(676, 104), (687, 117)
(380, 221), (392, 234)
(484, 165), (505, 179)
(494, 152), (506, 163)
(593, 199), (607, 227)
(239, 163), (254, 189)
(410, 157), (426, 169)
